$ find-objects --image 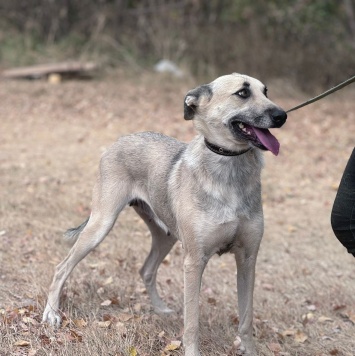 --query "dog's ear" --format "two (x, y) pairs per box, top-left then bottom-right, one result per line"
(184, 84), (212, 120)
